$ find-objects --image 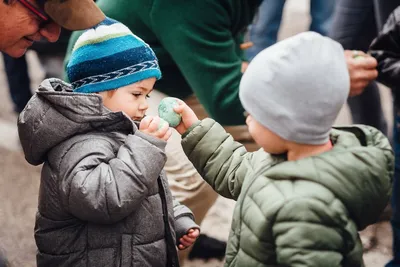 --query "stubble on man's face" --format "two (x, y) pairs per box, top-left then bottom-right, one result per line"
(0, 0), (43, 57)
